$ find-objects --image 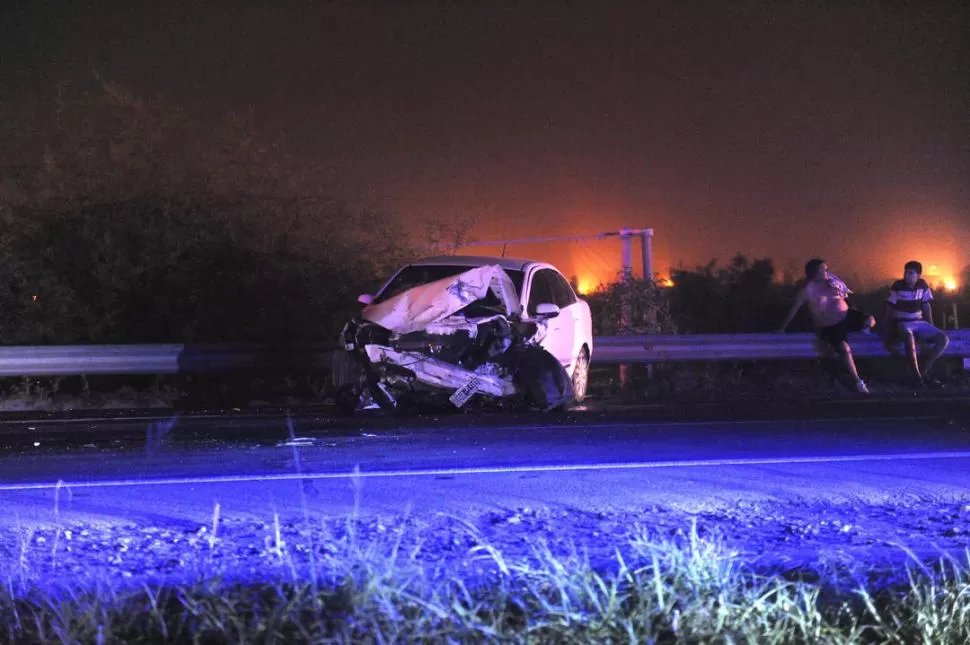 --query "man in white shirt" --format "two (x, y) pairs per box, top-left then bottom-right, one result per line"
(883, 260), (949, 387)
